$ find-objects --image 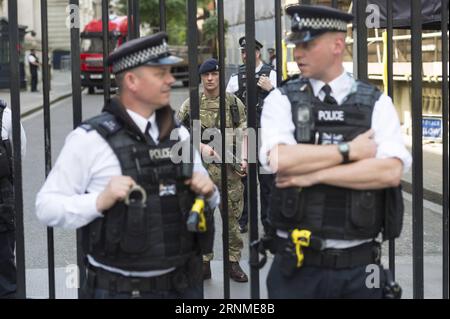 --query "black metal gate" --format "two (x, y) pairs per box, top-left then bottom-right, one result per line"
(5, 0), (449, 299)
